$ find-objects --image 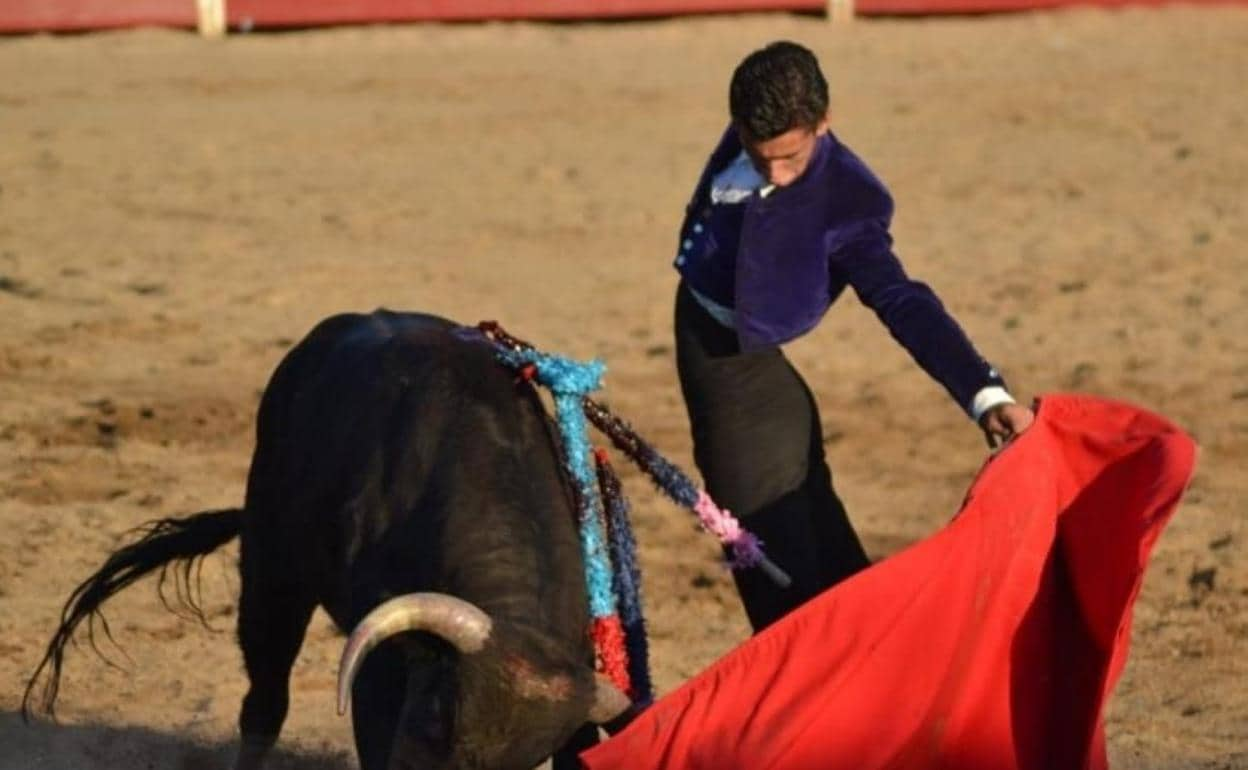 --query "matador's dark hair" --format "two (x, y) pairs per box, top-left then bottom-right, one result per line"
(729, 41), (829, 141)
